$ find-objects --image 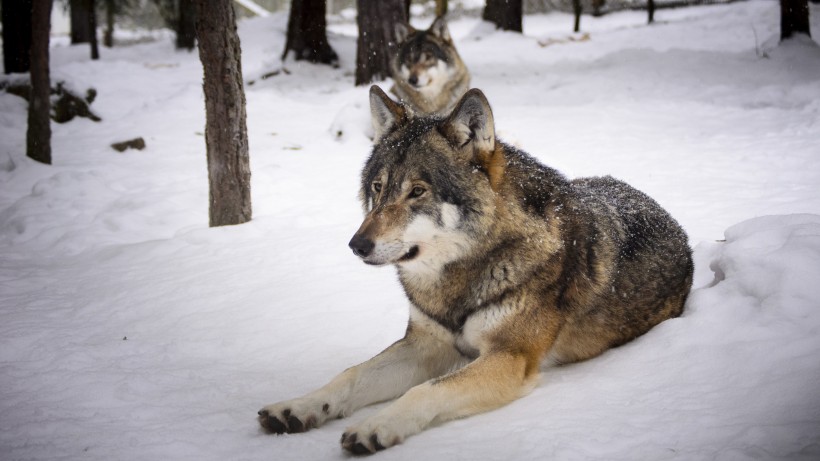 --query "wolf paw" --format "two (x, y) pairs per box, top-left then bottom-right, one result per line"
(340, 416), (411, 454)
(257, 399), (331, 434)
